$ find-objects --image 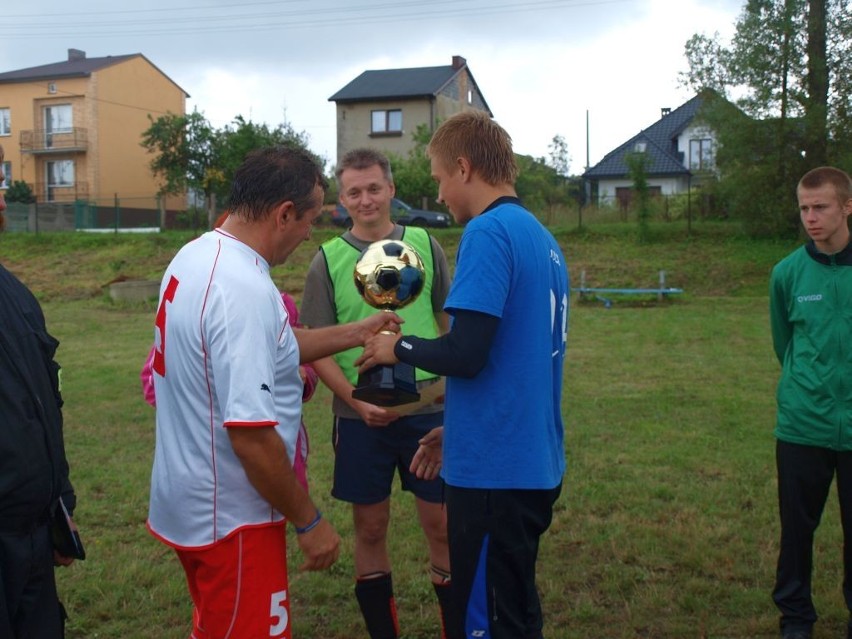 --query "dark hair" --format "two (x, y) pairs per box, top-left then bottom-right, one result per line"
(427, 110), (518, 186)
(228, 146), (328, 221)
(335, 148), (393, 184)
(798, 166), (852, 203)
